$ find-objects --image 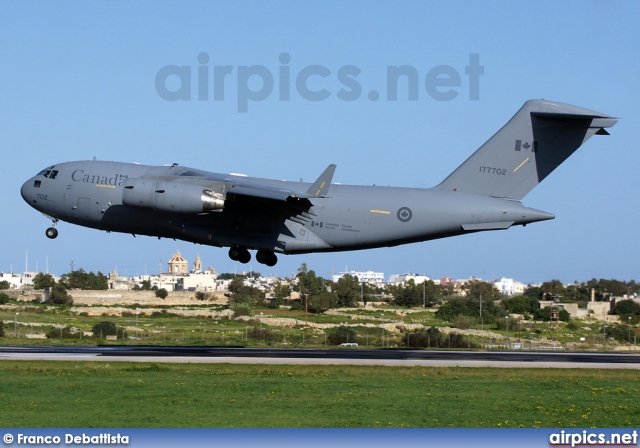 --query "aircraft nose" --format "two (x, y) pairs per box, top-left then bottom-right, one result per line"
(20, 179), (33, 203)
